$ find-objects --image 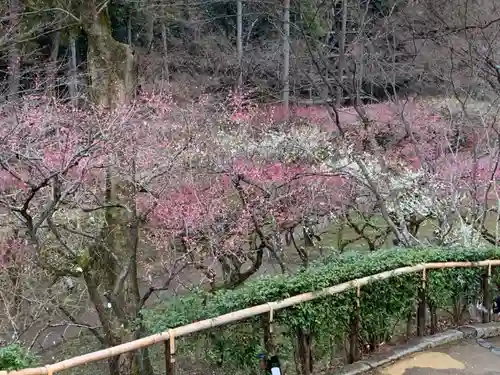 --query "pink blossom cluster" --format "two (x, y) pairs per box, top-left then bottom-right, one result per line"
(0, 96), (101, 191)
(0, 233), (26, 270)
